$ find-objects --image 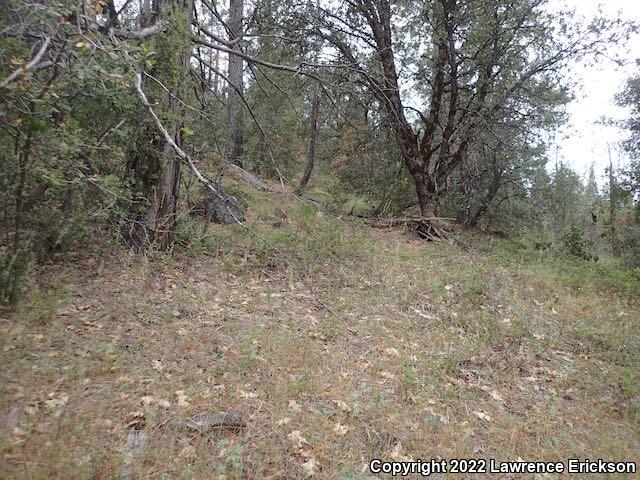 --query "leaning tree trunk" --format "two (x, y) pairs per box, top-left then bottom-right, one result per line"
(296, 81), (322, 194)
(468, 171), (502, 227)
(467, 152), (504, 227)
(124, 0), (193, 251)
(228, 0), (244, 167)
